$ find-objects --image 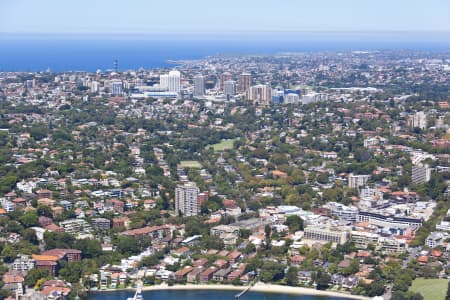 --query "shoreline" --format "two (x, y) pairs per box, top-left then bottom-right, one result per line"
(91, 282), (369, 299)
